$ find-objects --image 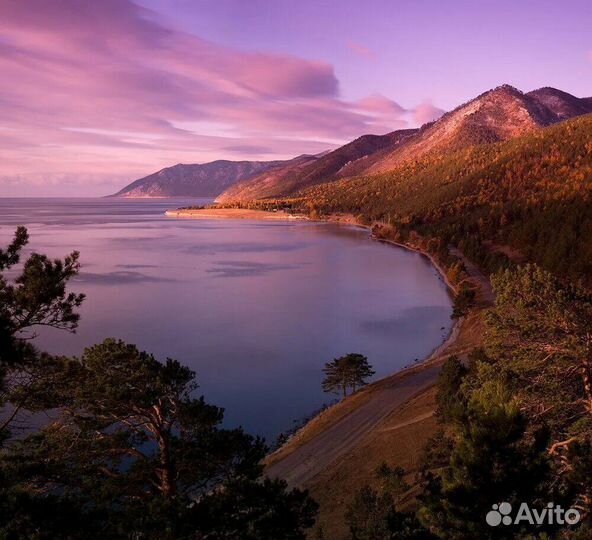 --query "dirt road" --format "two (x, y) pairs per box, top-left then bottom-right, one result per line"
(266, 365), (440, 488)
